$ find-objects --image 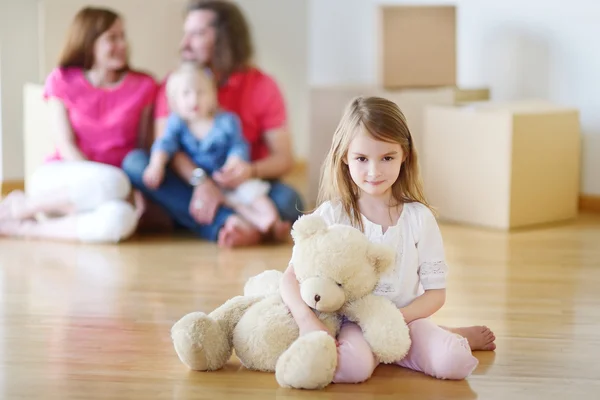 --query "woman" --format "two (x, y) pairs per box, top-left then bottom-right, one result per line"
(0, 7), (157, 243)
(122, 0), (304, 248)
